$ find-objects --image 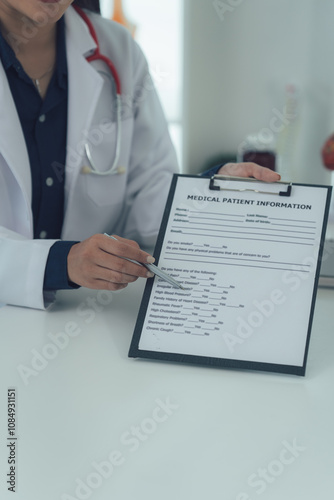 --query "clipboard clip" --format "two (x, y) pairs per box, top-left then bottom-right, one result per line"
(209, 175), (292, 197)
